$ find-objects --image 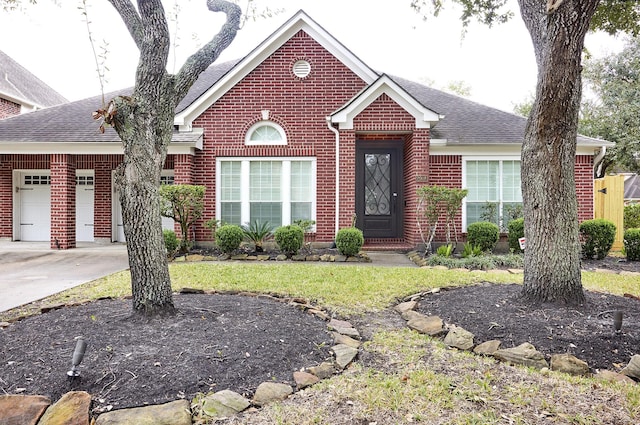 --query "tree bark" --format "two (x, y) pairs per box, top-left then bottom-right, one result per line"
(105, 0), (241, 316)
(518, 0), (600, 304)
